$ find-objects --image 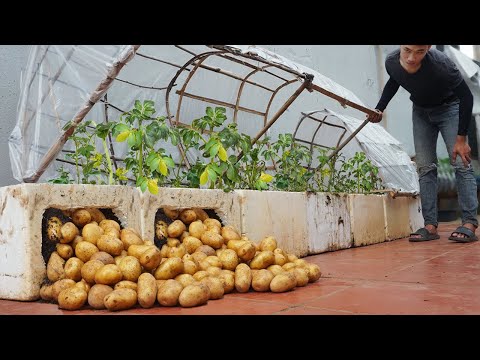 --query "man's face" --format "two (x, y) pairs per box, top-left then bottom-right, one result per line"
(399, 45), (431, 72)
